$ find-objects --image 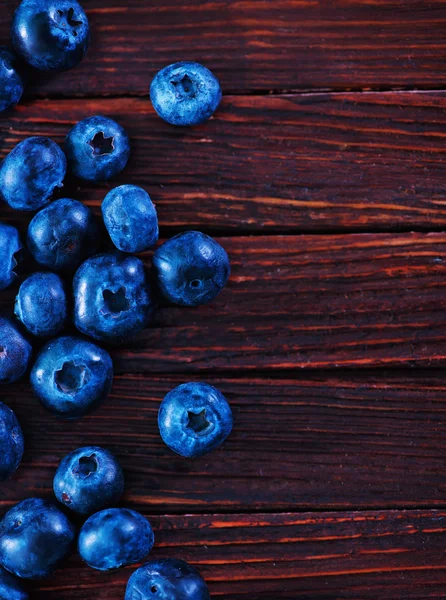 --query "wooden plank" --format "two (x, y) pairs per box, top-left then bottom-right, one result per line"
(2, 373), (446, 512)
(1, 92), (446, 233)
(2, 1), (446, 96)
(14, 510), (446, 598)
